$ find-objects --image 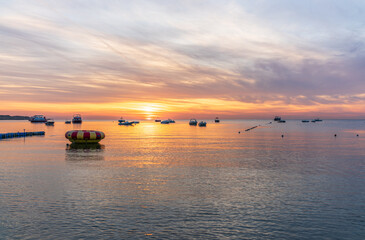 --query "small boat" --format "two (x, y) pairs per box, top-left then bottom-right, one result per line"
(215, 117), (220, 123)
(302, 120), (309, 123)
(311, 120), (316, 123)
(65, 120), (71, 124)
(198, 121), (207, 127)
(189, 119), (198, 126)
(274, 116), (281, 121)
(119, 121), (134, 126)
(155, 119), (161, 122)
(45, 119), (55, 126)
(131, 121), (140, 124)
(313, 118), (323, 122)
(161, 120), (170, 124)
(278, 120), (286, 123)
(72, 114), (82, 124)
(118, 117), (125, 123)
(168, 119), (175, 123)
(29, 115), (47, 123)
